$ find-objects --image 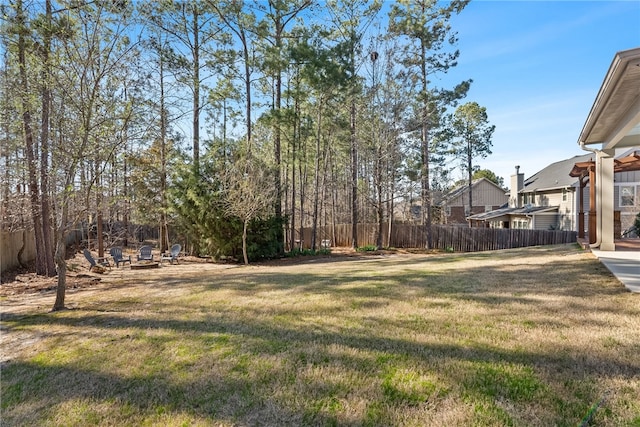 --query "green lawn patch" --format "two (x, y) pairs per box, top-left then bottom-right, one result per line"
(2, 245), (639, 426)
